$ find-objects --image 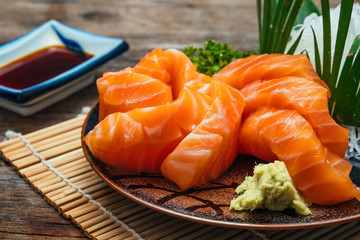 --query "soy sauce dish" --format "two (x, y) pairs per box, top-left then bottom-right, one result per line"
(0, 20), (129, 116)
